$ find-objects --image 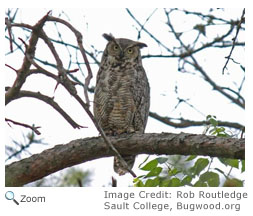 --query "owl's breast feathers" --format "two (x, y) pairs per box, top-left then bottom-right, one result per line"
(94, 62), (150, 135)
